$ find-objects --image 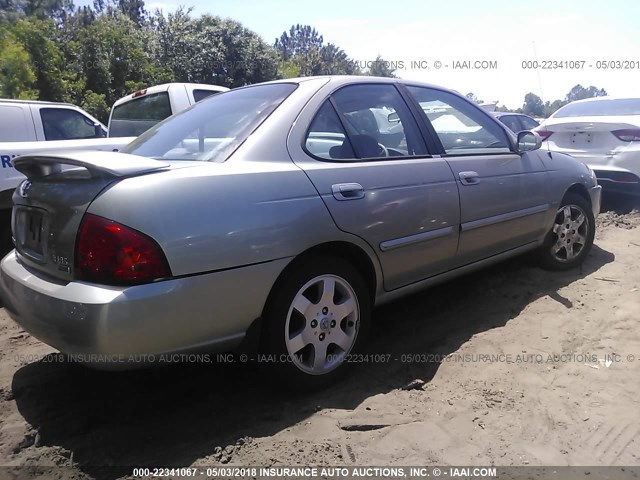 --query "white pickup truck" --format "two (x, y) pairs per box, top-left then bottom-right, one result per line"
(0, 82), (228, 252)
